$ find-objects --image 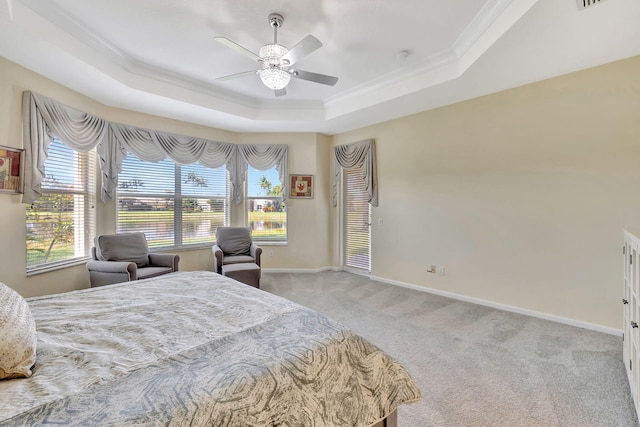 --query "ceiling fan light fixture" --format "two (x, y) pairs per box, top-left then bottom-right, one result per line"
(259, 44), (288, 62)
(259, 67), (291, 90)
(215, 12), (338, 95)
(258, 43), (290, 90)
